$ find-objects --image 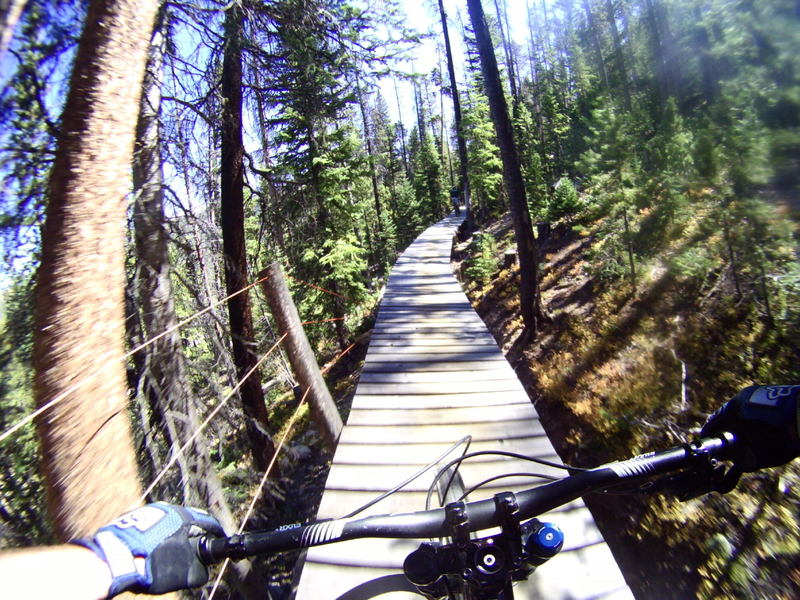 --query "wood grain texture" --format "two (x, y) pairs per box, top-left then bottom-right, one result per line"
(294, 213), (633, 599)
